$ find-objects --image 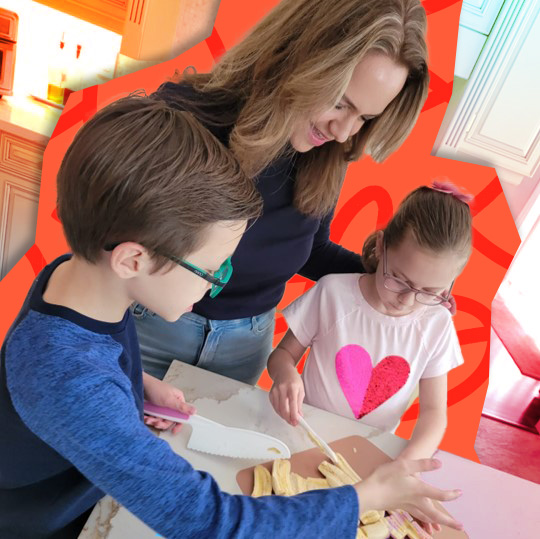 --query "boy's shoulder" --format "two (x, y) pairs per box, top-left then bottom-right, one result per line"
(11, 309), (119, 349)
(6, 310), (122, 380)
